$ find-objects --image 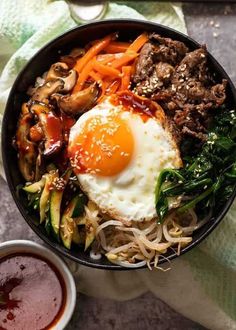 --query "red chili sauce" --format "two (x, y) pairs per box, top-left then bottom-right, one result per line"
(111, 90), (164, 122)
(0, 253), (66, 330)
